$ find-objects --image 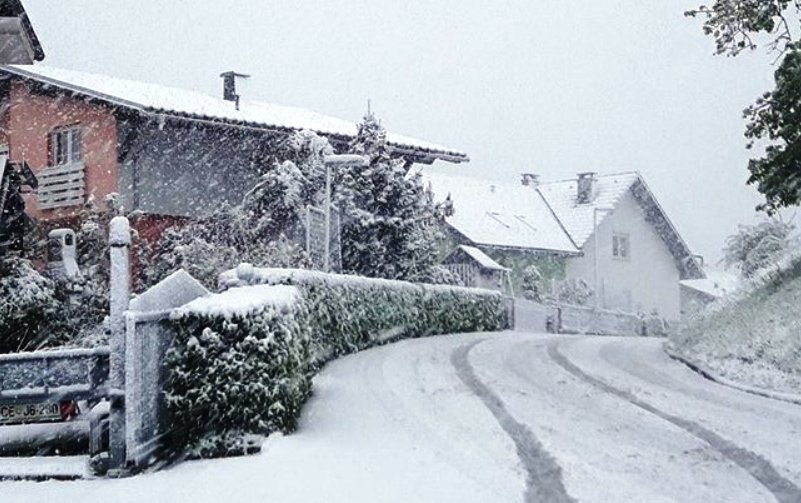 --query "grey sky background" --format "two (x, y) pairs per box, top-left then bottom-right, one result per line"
(23, 0), (787, 263)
